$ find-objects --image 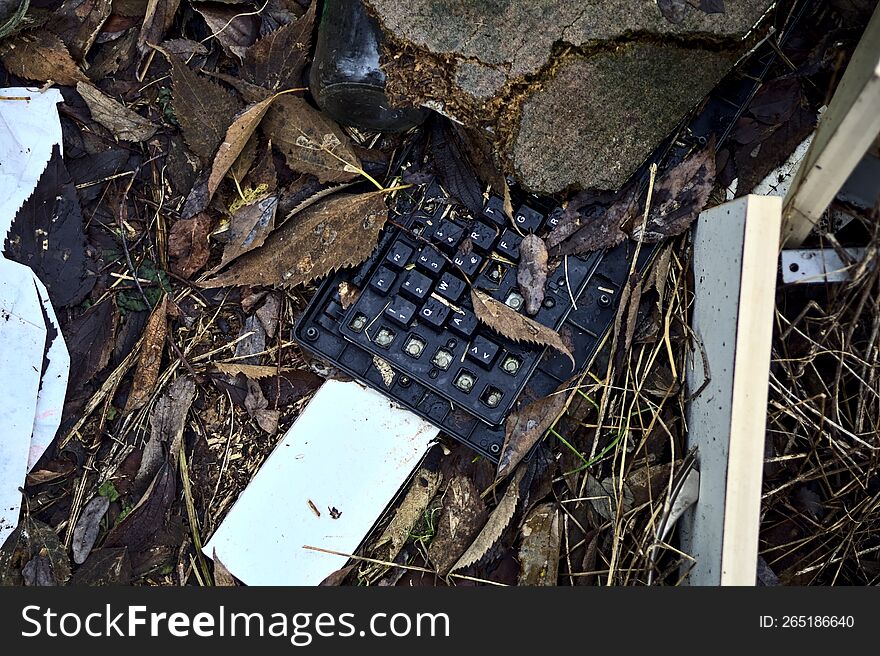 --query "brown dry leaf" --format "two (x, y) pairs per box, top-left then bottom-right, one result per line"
(49, 0), (113, 61)
(471, 289), (573, 365)
(450, 464), (526, 573)
(202, 191), (388, 288)
(242, 2), (315, 91)
(77, 82), (157, 142)
(261, 95), (361, 183)
(0, 518), (71, 586)
(214, 363), (279, 379)
(104, 461), (176, 551)
(338, 281), (360, 309)
(139, 0), (181, 53)
(168, 213), (212, 279)
(212, 549), (238, 586)
(244, 379), (279, 434)
(426, 475), (488, 576)
(72, 495), (110, 565)
(517, 234), (548, 315)
(194, 3), (259, 59)
(124, 295), (168, 413)
(0, 31), (87, 86)
(517, 502), (561, 586)
(370, 467), (442, 562)
(207, 93), (282, 199)
(633, 138), (716, 243)
(135, 376), (197, 492)
(168, 53), (241, 163)
(552, 190), (634, 258)
(160, 38), (208, 59)
(220, 194), (278, 267)
(497, 382), (571, 479)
